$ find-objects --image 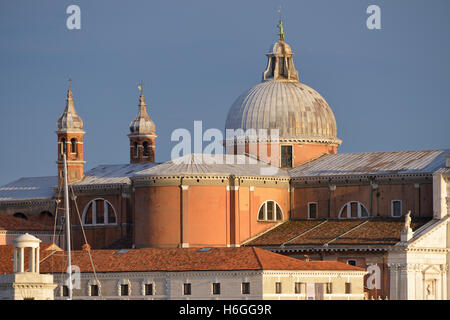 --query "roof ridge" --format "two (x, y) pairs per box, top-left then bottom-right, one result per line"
(251, 247), (264, 270)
